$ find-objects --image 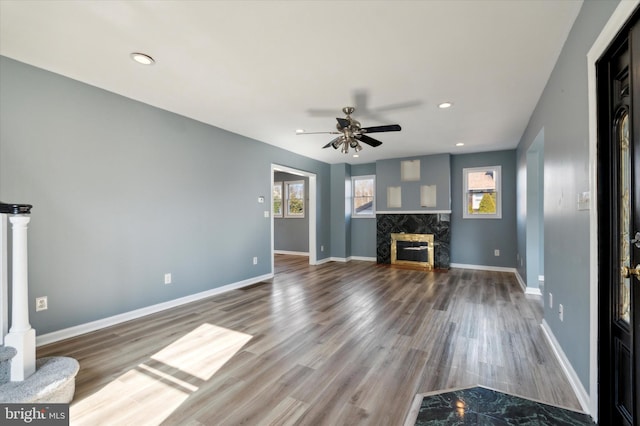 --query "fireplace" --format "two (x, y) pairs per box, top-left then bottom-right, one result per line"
(391, 233), (434, 269)
(377, 213), (450, 269)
